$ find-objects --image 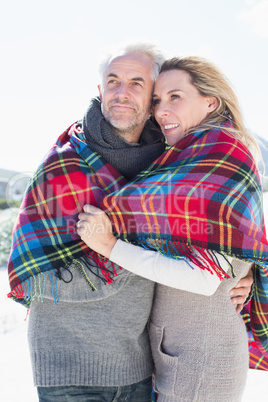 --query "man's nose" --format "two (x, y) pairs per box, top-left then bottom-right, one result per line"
(116, 83), (129, 98)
